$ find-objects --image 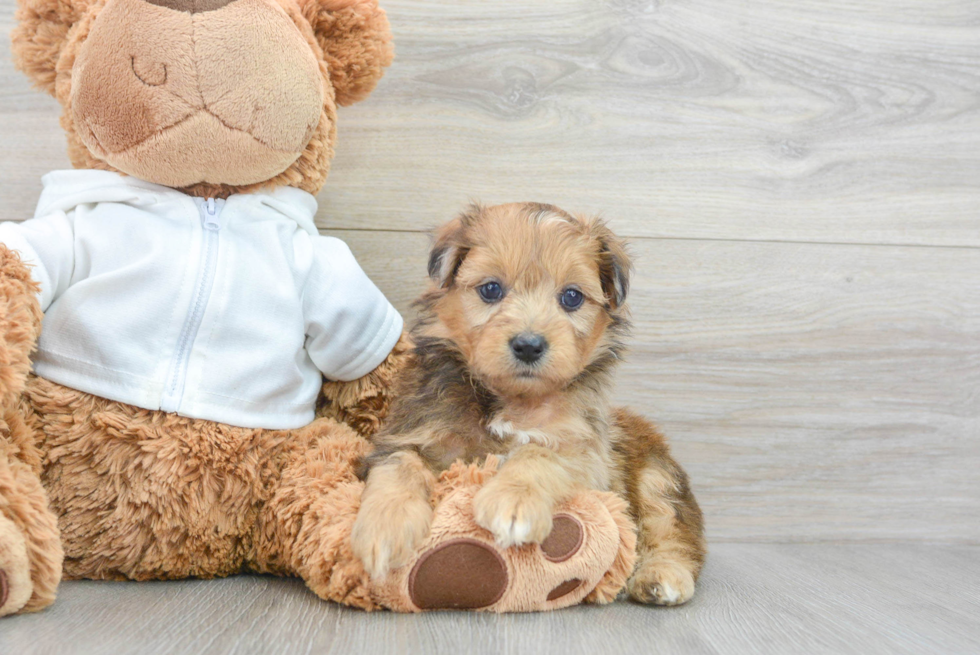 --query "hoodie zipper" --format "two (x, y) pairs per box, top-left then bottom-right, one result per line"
(160, 197), (224, 413)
